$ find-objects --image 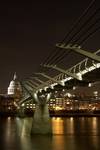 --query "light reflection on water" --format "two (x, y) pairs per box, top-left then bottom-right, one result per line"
(0, 117), (100, 150)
